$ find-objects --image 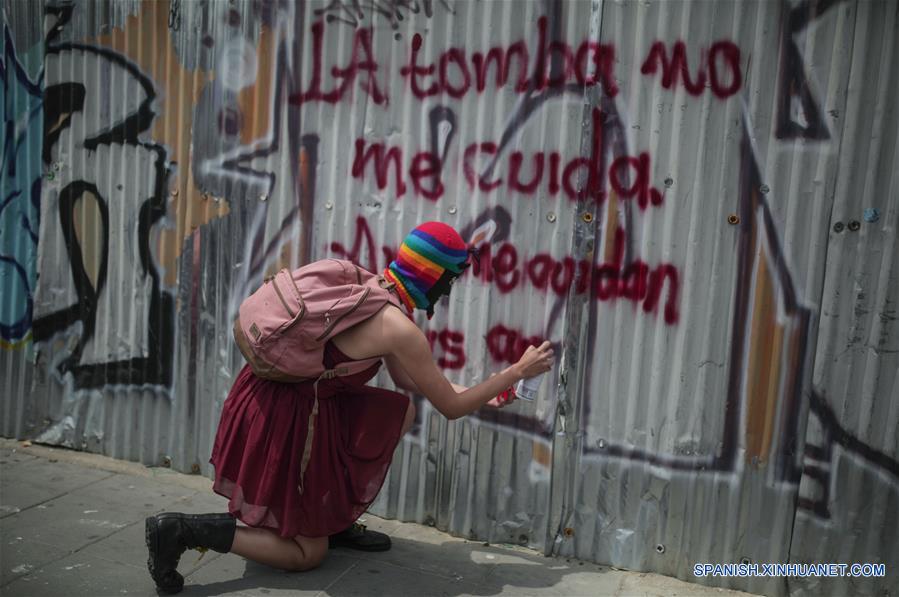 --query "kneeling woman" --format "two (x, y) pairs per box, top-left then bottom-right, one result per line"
(145, 222), (554, 593)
